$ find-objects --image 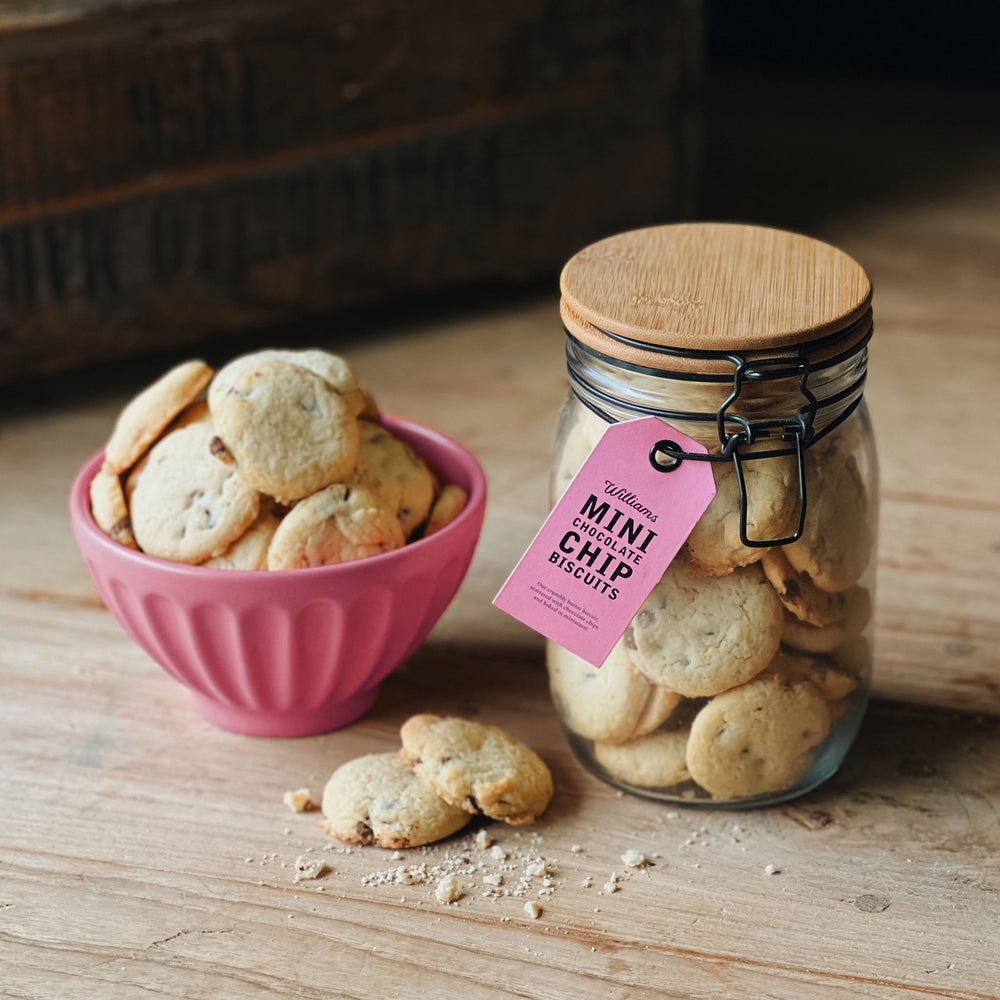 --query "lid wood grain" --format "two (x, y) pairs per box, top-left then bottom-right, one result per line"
(560, 224), (872, 369)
